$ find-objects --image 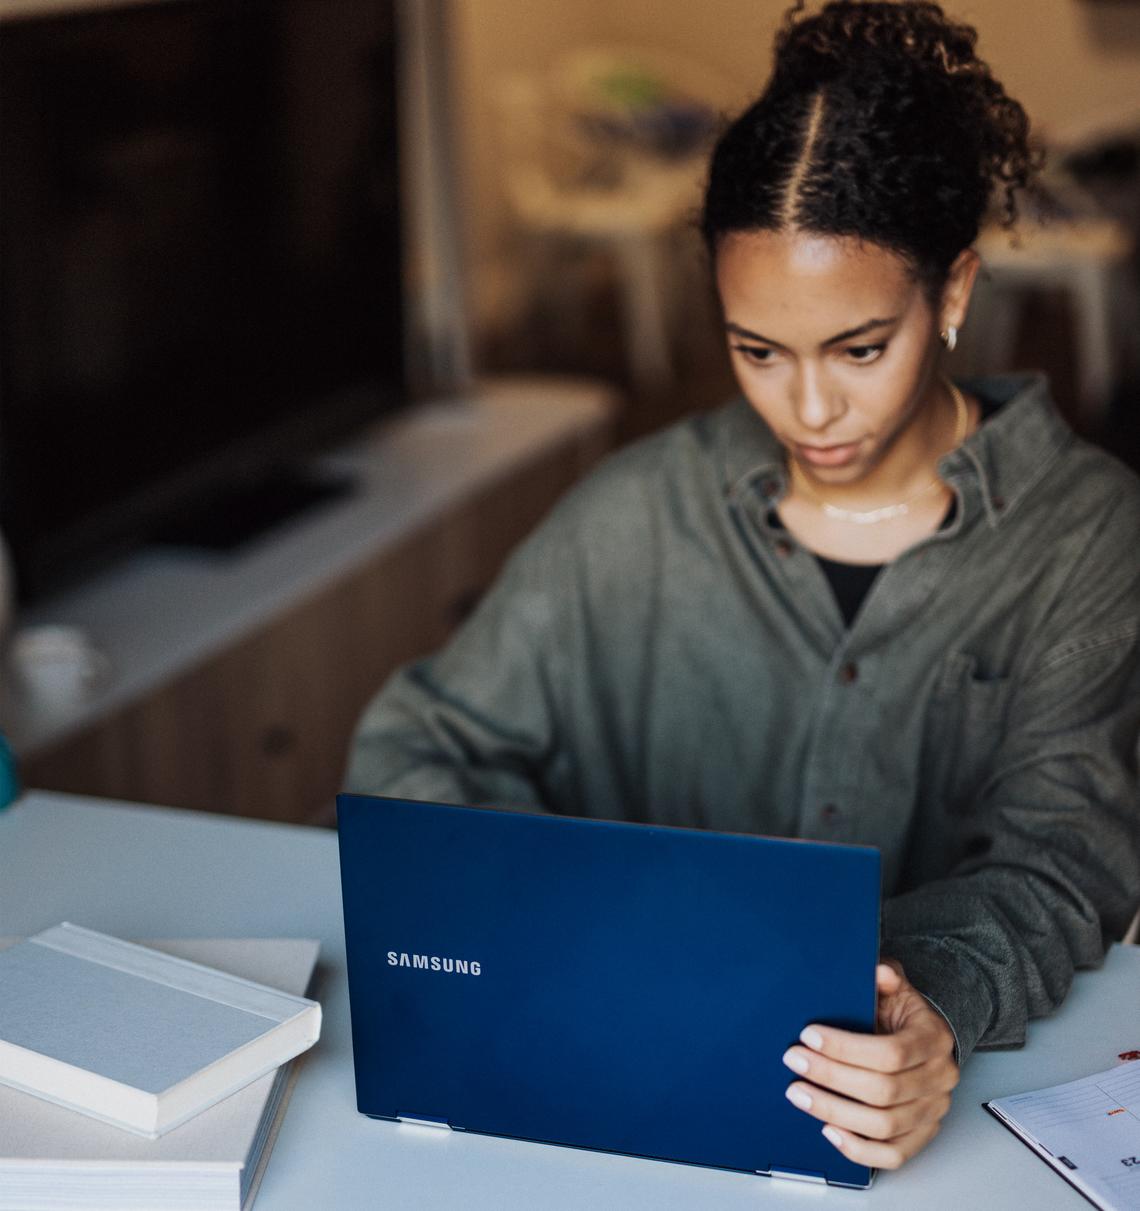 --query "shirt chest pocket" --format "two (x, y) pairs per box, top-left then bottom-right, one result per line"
(922, 651), (1015, 814)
